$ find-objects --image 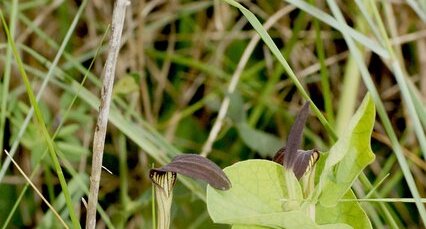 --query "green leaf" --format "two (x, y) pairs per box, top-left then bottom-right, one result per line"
(207, 160), (350, 228)
(56, 141), (89, 161)
(56, 124), (80, 138)
(317, 190), (372, 229)
(236, 123), (282, 157)
(318, 94), (375, 206)
(113, 75), (139, 95)
(228, 91), (247, 123)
